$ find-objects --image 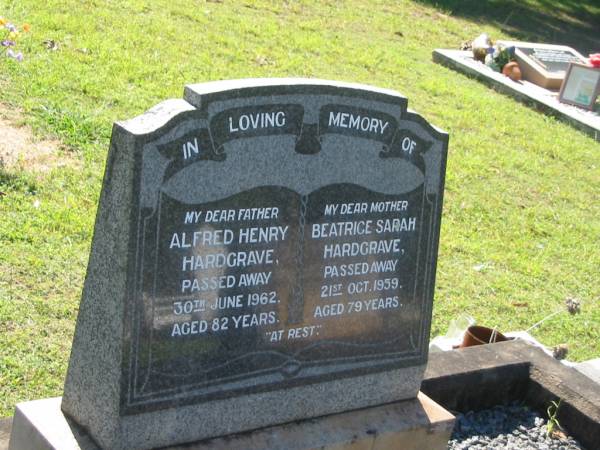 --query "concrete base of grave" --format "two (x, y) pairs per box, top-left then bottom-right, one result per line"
(432, 49), (600, 142)
(8, 392), (454, 450)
